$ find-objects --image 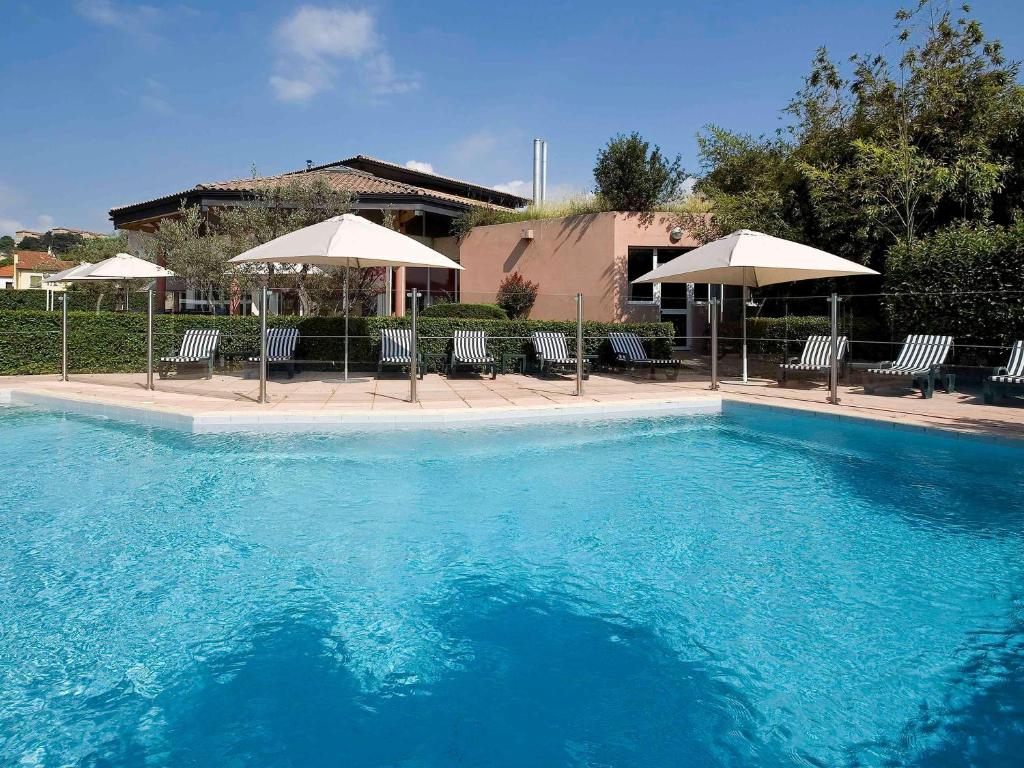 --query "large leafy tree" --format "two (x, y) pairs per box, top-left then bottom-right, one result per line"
(594, 132), (686, 211)
(692, 0), (1024, 277)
